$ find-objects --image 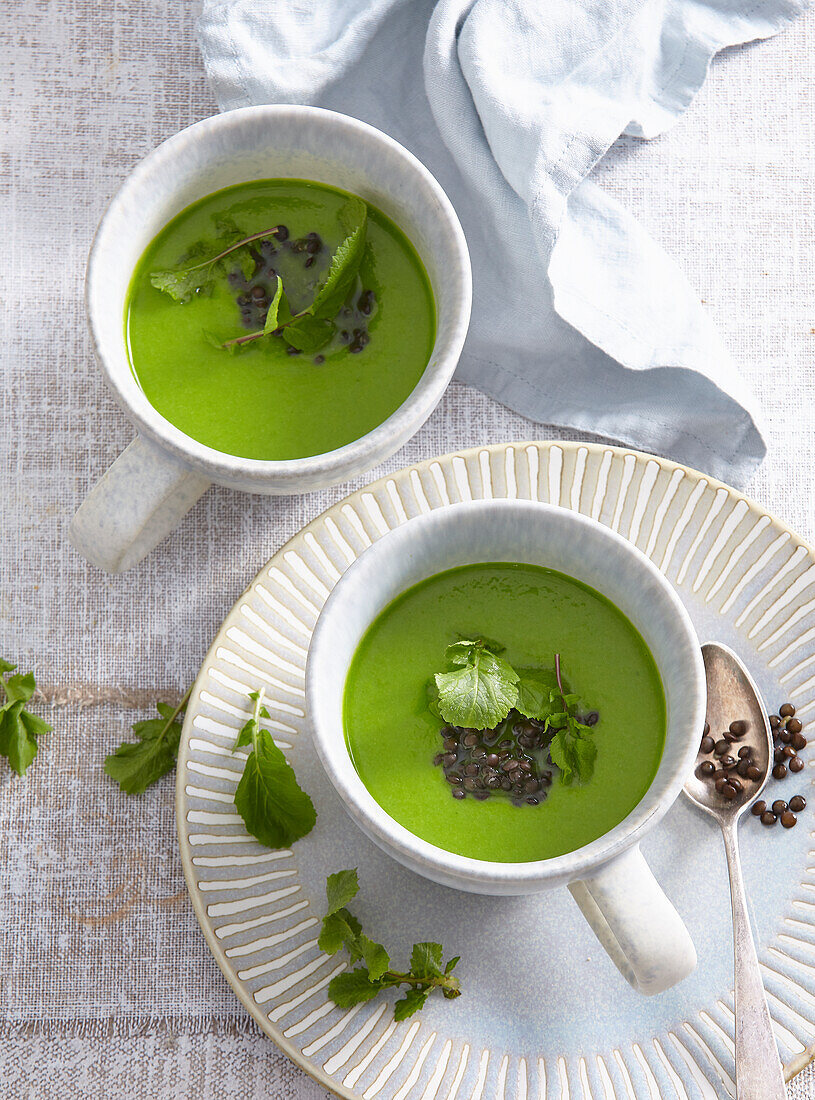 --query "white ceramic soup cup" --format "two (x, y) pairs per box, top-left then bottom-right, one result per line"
(70, 105), (471, 572)
(307, 499), (706, 995)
